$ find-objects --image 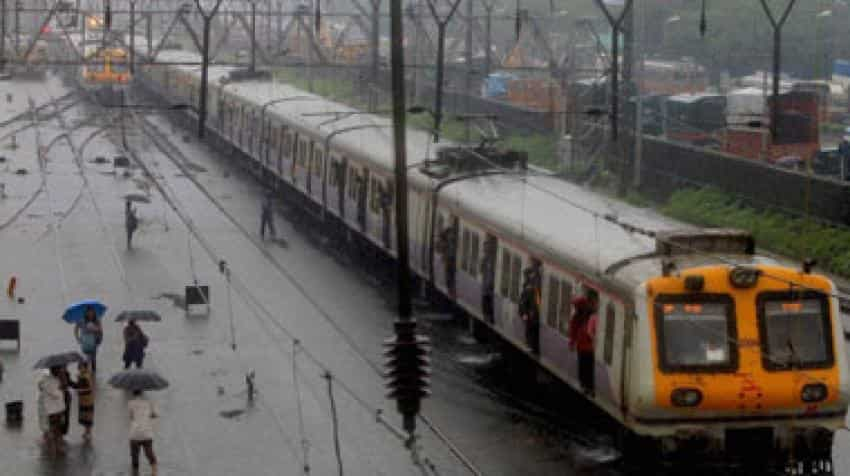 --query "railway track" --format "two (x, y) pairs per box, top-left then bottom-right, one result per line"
(0, 92), (85, 233)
